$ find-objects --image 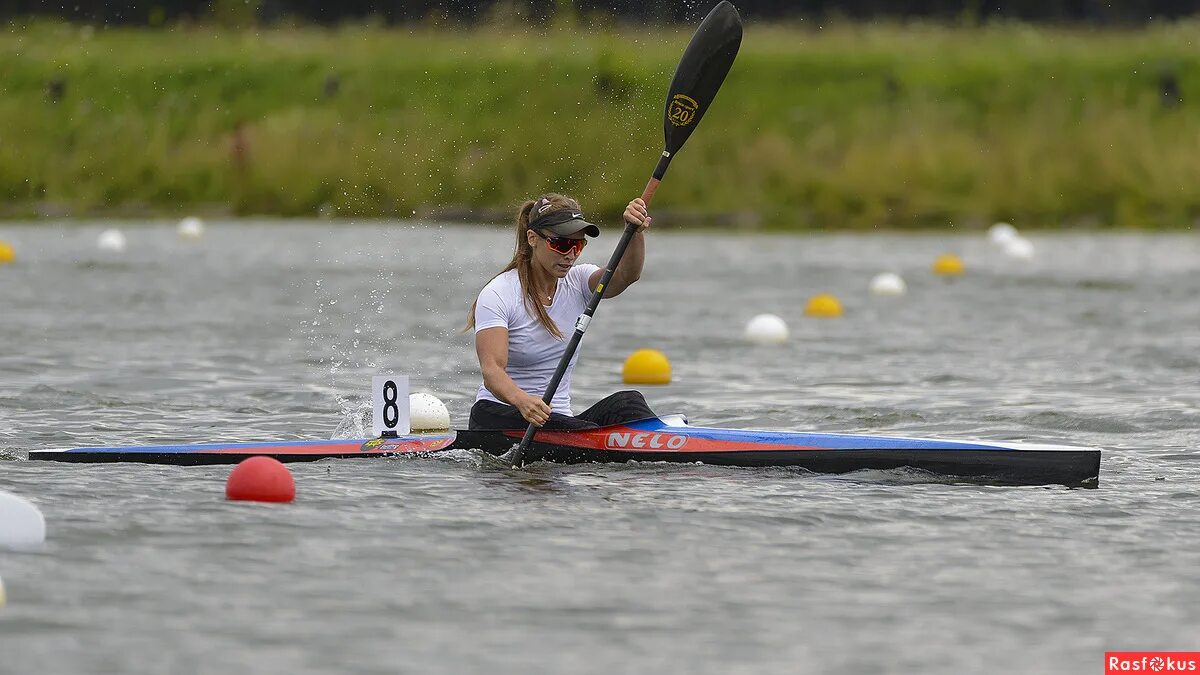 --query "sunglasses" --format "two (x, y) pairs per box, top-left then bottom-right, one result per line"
(534, 230), (587, 256)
